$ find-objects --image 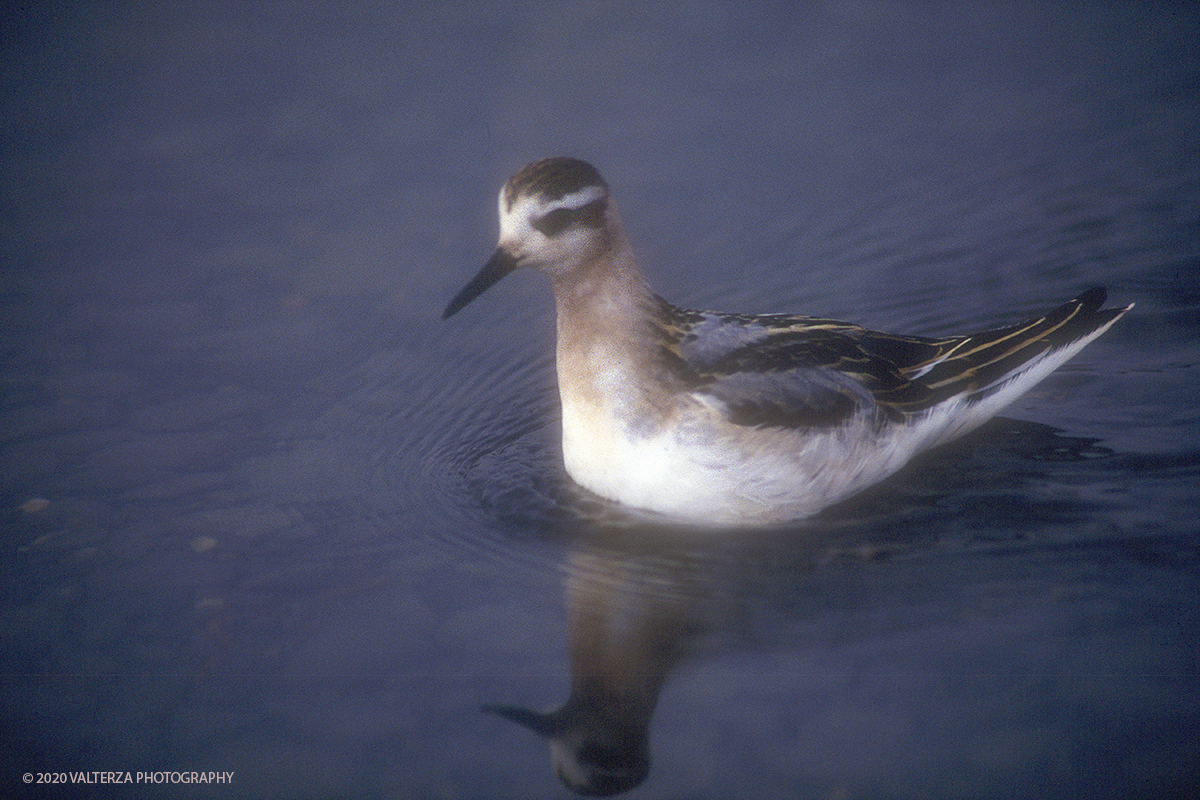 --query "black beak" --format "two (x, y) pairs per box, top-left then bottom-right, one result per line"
(443, 248), (520, 318)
